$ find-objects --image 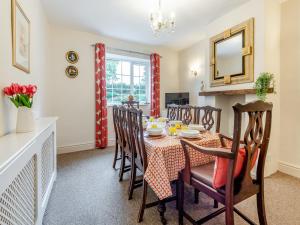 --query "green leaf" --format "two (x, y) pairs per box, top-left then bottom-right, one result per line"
(10, 97), (19, 108)
(19, 95), (31, 108)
